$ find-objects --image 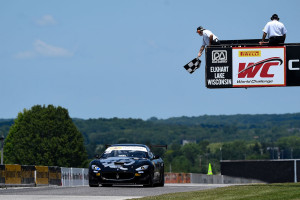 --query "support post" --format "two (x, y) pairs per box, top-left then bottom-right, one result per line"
(0, 135), (4, 165)
(294, 159), (297, 183)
